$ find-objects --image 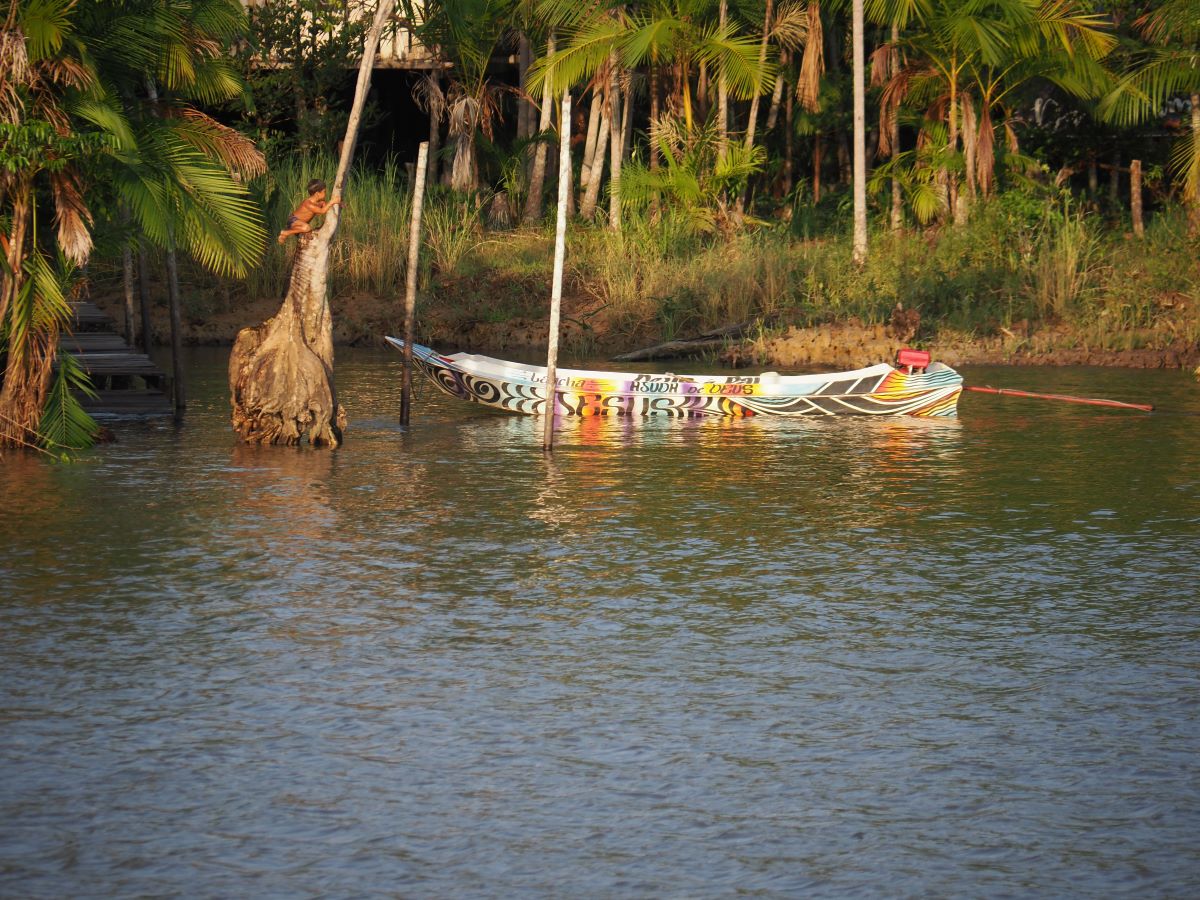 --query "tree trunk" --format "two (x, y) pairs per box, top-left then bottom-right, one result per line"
(620, 68), (633, 162)
(137, 243), (154, 352)
(608, 57), (623, 230)
(517, 33), (534, 141)
(1190, 93), (1200, 233)
(889, 27), (902, 231)
(427, 70), (441, 189)
(581, 90), (602, 188)
(649, 63), (661, 171)
(120, 208), (136, 346)
(784, 82), (794, 194)
(0, 185), (52, 448)
(813, 133), (822, 203)
(959, 95), (976, 224)
(165, 243), (186, 410)
(766, 50), (786, 132)
(228, 0), (394, 447)
(948, 68), (962, 225)
(744, 0), (774, 153)
(717, 0), (729, 157)
(1131, 158), (1144, 238)
(581, 105), (610, 220)
(524, 34), (556, 224)
(851, 0), (867, 263)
